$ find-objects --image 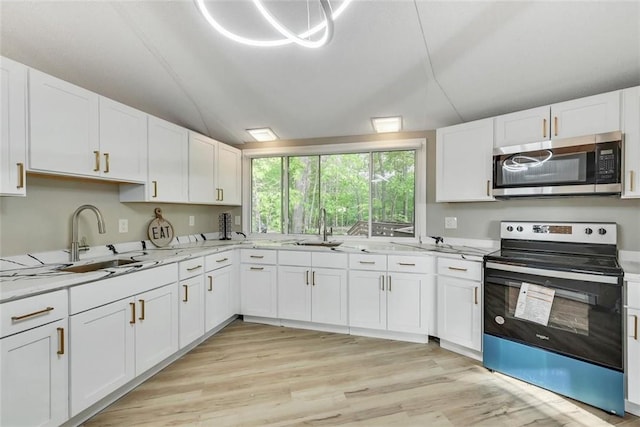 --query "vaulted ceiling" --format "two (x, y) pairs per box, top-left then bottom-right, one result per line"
(1, 1), (639, 145)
